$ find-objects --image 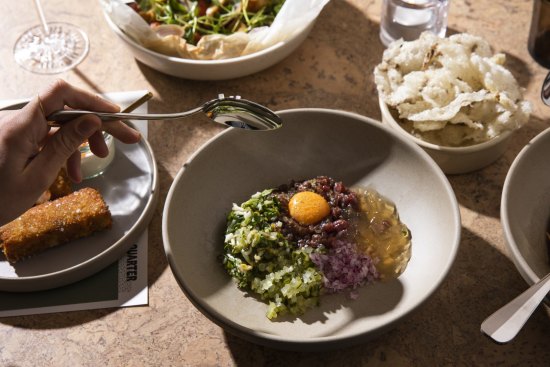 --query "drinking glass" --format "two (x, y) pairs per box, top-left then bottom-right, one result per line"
(13, 0), (89, 74)
(380, 0), (449, 47)
(528, 0), (550, 69)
